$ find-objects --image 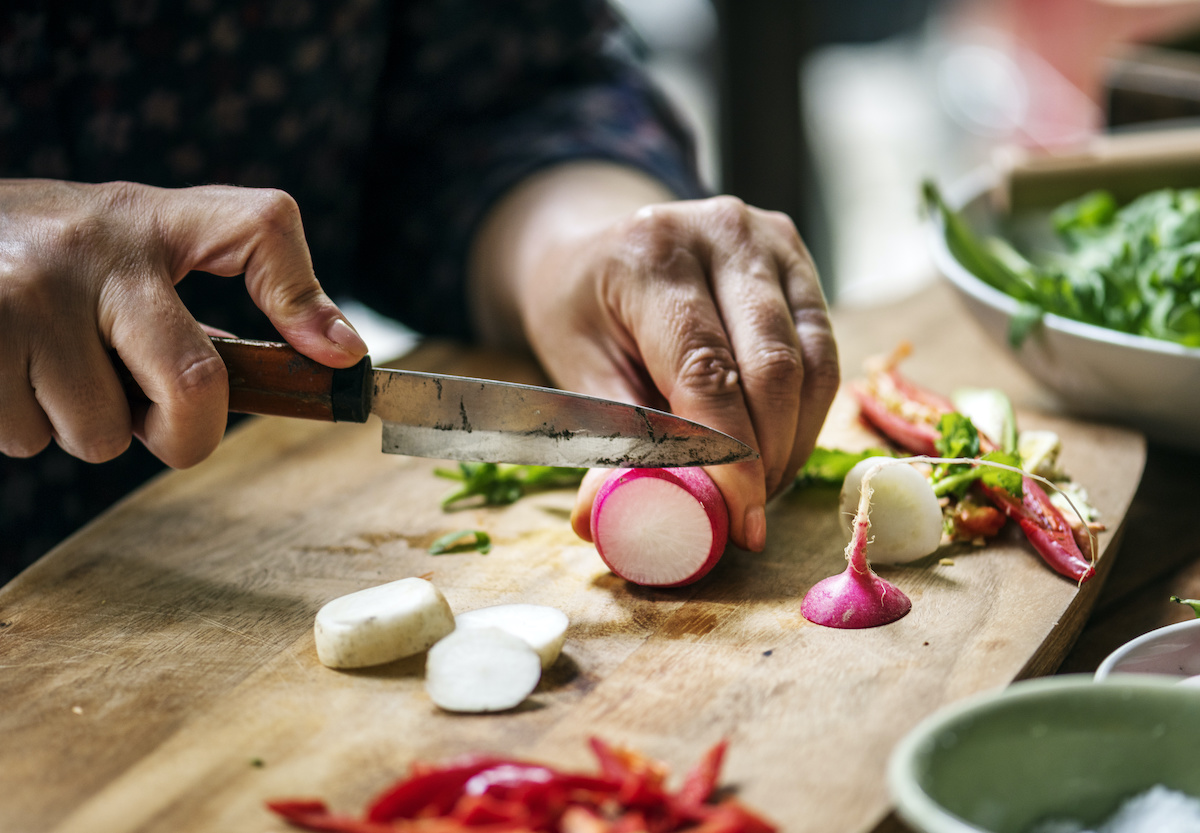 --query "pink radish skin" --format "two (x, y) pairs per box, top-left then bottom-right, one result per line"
(802, 460), (912, 629)
(590, 467), (729, 587)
